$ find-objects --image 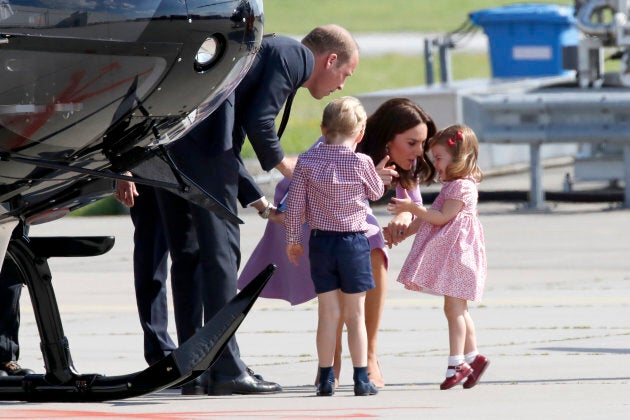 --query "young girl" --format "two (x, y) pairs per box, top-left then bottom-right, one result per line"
(285, 96), (384, 396)
(387, 124), (489, 390)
